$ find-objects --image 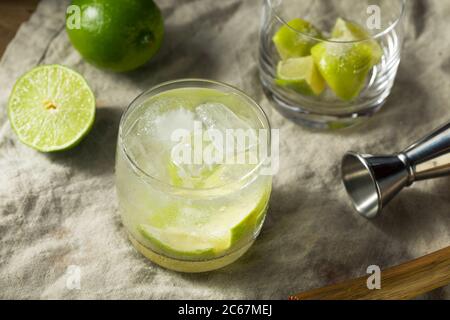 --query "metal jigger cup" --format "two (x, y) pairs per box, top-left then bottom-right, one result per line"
(342, 122), (450, 218)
